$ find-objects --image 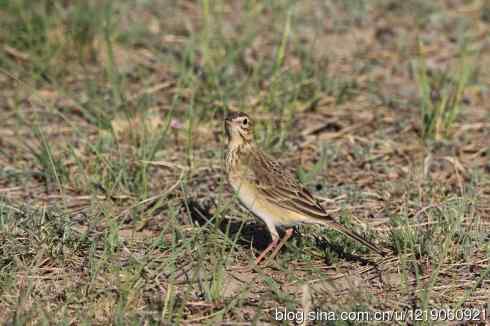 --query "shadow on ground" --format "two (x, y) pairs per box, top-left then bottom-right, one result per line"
(182, 198), (377, 265)
(182, 198), (272, 251)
